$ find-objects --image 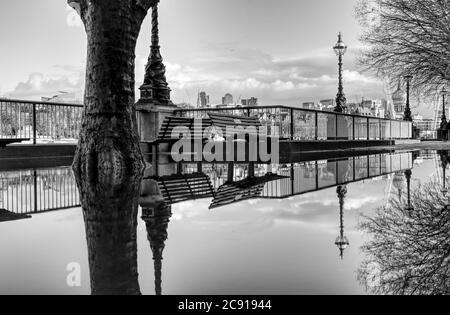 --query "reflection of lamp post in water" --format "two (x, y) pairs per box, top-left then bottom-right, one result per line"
(439, 151), (449, 194)
(404, 170), (414, 211)
(142, 203), (172, 296)
(335, 185), (349, 260)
